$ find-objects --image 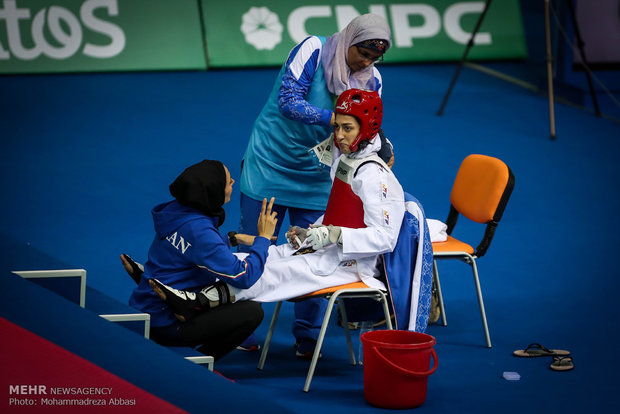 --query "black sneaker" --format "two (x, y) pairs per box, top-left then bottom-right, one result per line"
(295, 338), (321, 360)
(236, 333), (261, 352)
